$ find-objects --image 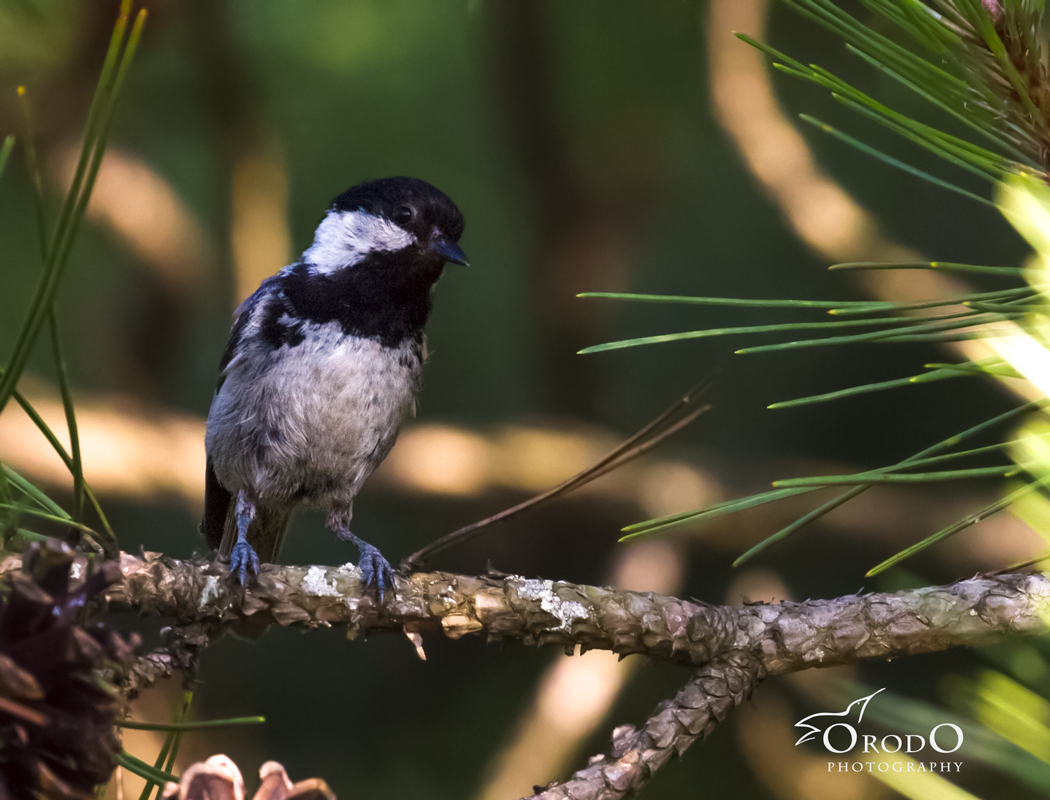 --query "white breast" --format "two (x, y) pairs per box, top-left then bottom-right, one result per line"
(206, 320), (423, 508)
